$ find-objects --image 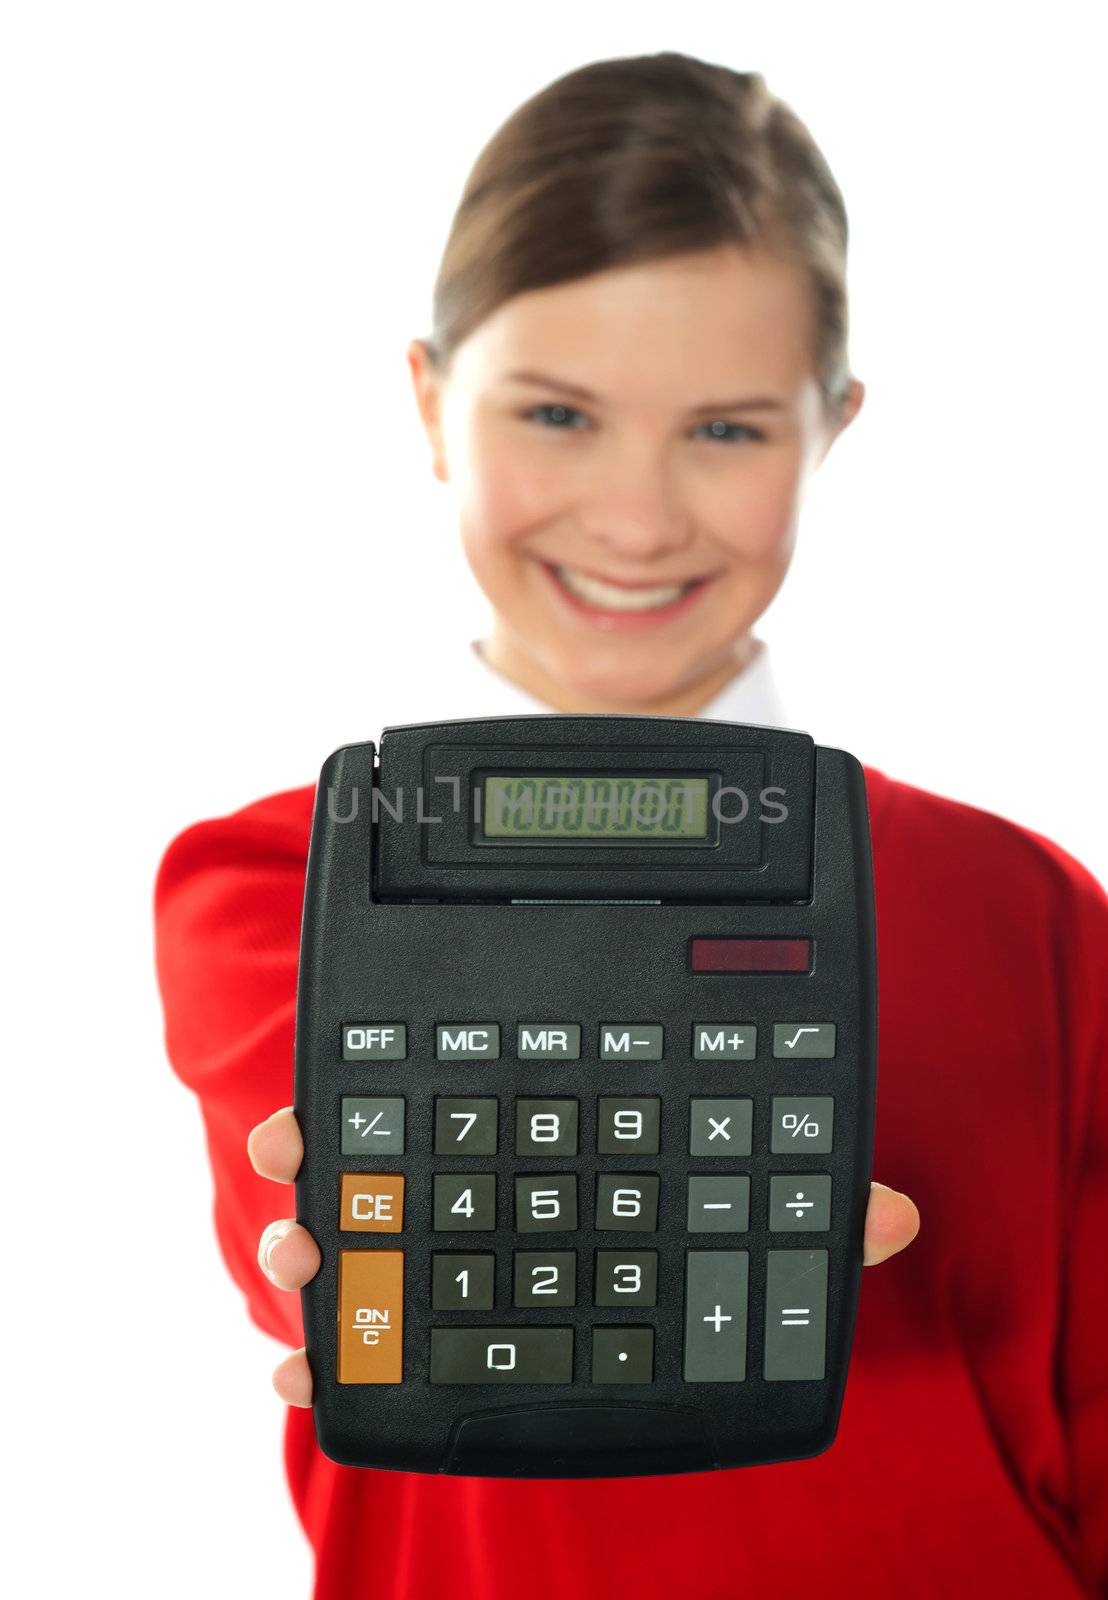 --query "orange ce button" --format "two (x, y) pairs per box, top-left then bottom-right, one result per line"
(340, 1173), (405, 1233)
